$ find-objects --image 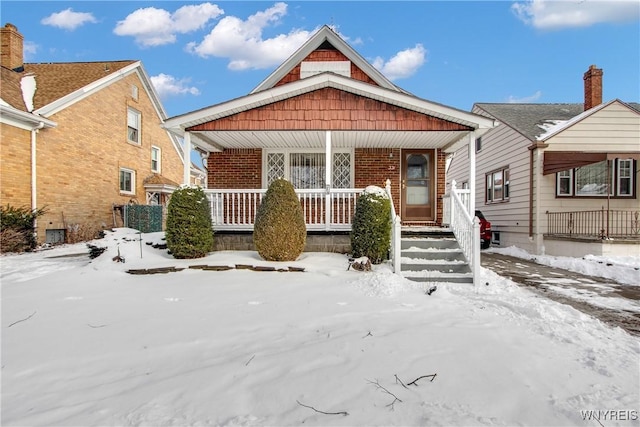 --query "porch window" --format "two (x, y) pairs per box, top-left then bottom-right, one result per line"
(265, 150), (352, 189)
(127, 108), (141, 144)
(120, 168), (135, 194)
(485, 167), (509, 203)
(151, 146), (161, 173)
(555, 159), (635, 197)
